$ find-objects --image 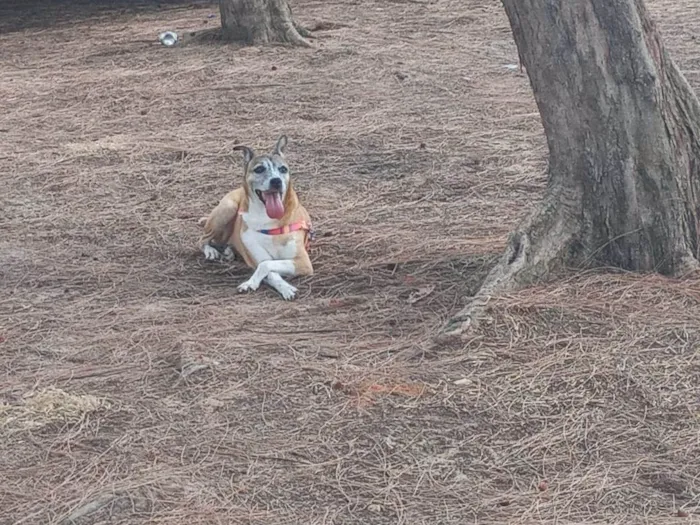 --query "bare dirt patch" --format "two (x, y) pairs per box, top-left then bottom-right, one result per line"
(1, 0), (699, 523)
